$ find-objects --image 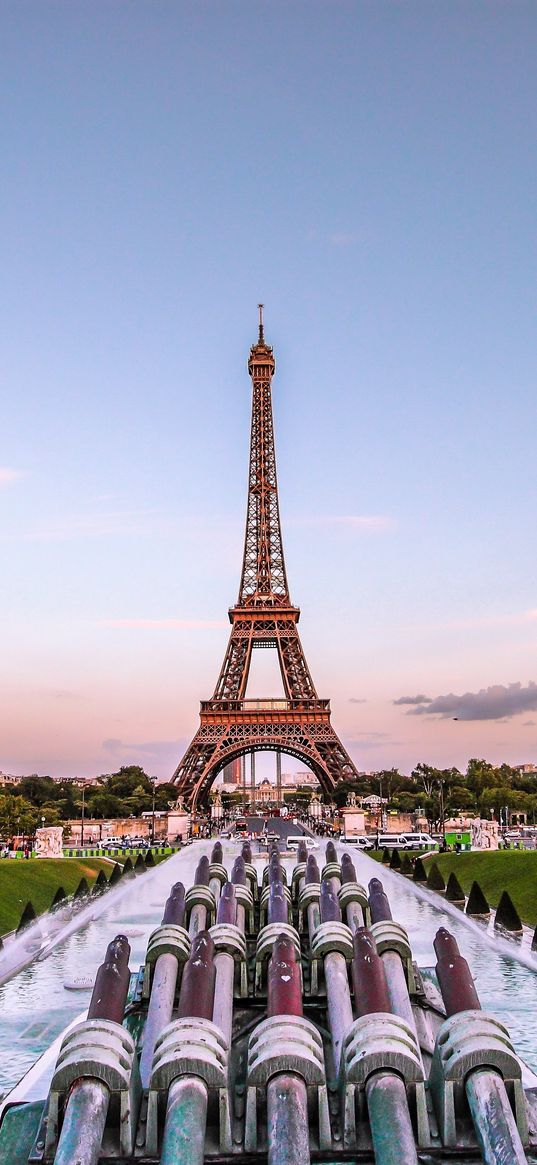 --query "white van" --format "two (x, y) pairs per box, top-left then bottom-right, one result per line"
(400, 833), (436, 851)
(286, 835), (319, 851)
(340, 835), (374, 850)
(377, 833), (408, 850)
